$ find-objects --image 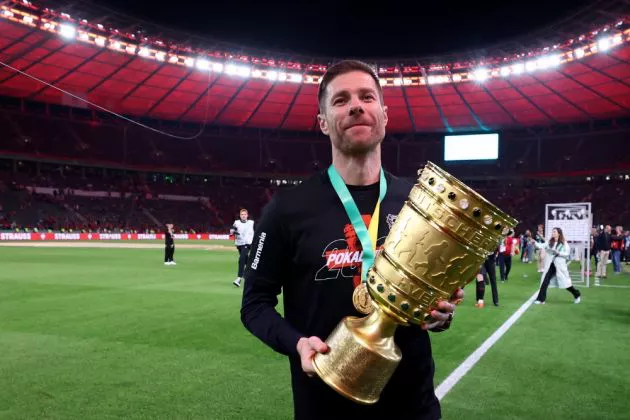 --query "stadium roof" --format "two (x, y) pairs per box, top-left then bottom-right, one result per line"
(0, 0), (629, 133)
